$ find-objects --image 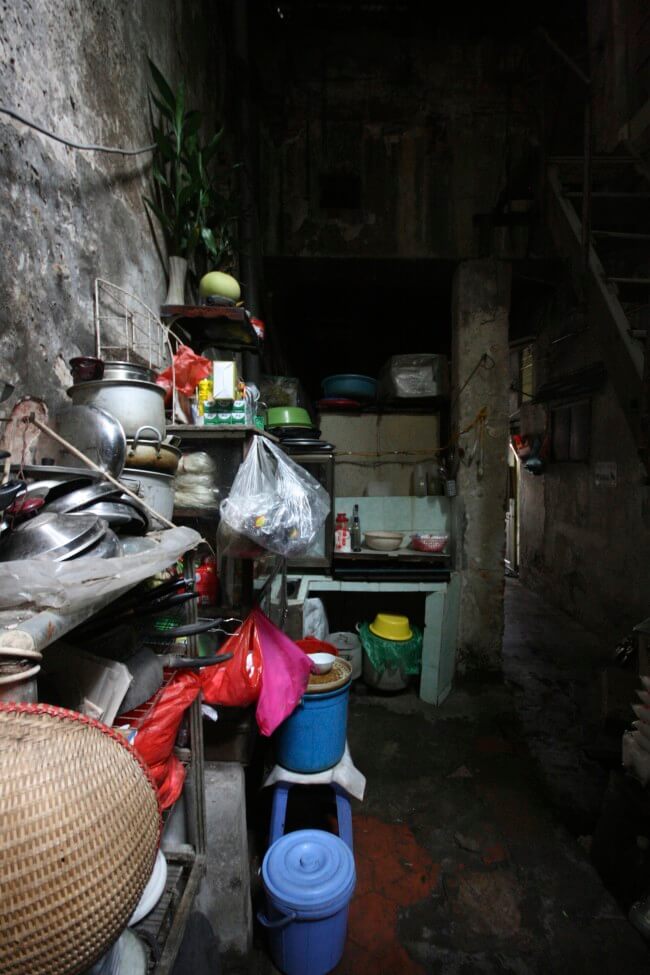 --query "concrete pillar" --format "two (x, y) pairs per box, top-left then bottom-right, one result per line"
(197, 762), (252, 959)
(451, 259), (511, 672)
